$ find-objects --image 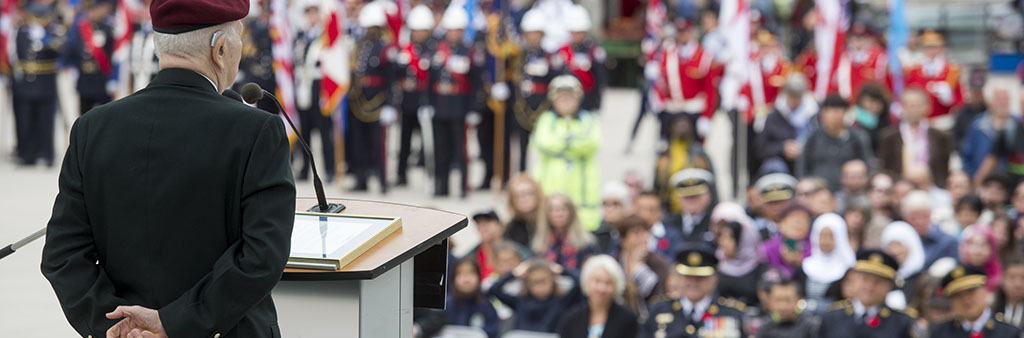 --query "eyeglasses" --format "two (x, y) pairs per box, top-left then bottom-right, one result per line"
(602, 200), (623, 207)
